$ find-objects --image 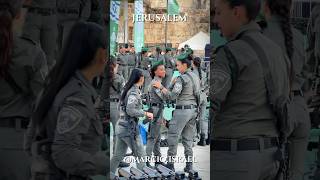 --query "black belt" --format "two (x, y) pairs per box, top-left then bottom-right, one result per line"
(0, 117), (29, 129)
(57, 8), (79, 14)
(60, 171), (91, 180)
(110, 98), (119, 102)
(292, 90), (304, 97)
(211, 137), (278, 151)
(151, 103), (163, 108)
(28, 7), (56, 15)
(175, 105), (197, 109)
(118, 64), (127, 66)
